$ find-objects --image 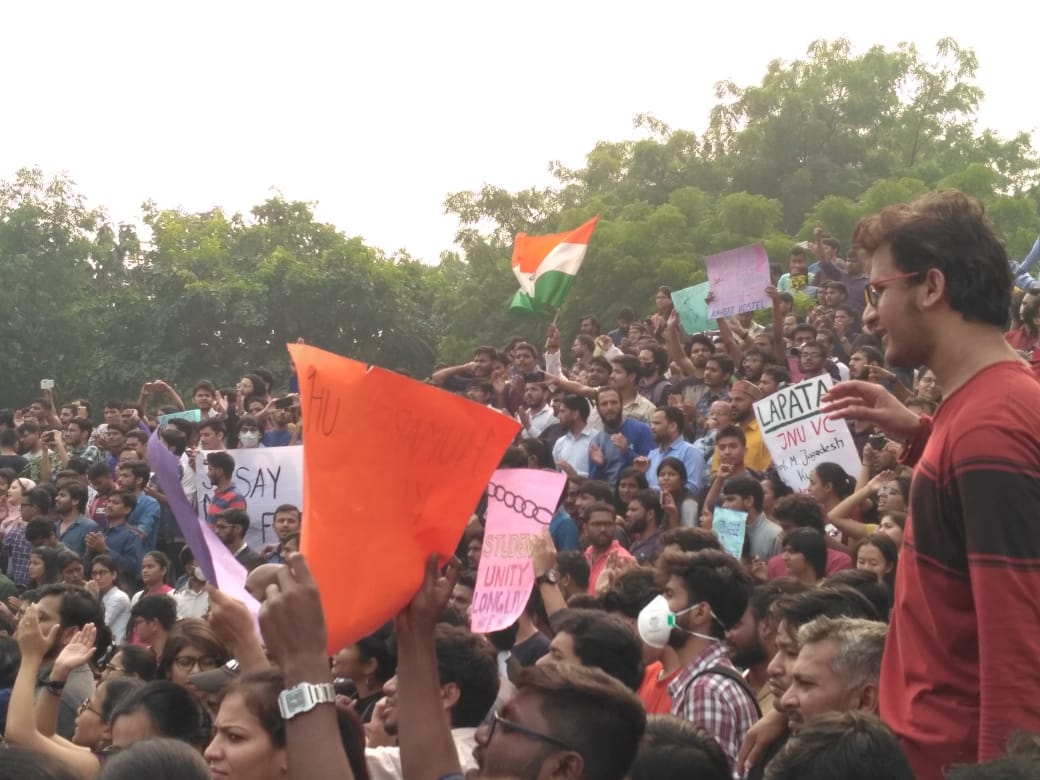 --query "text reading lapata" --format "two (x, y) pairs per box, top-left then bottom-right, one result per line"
(758, 377), (829, 431)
